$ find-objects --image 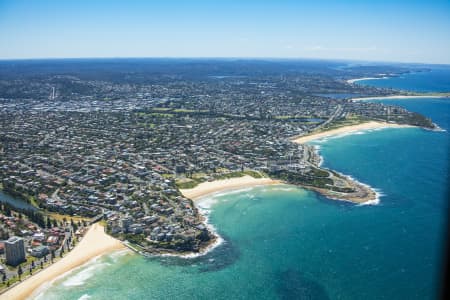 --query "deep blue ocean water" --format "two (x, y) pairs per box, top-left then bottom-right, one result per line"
(357, 67), (450, 92)
(34, 71), (449, 300)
